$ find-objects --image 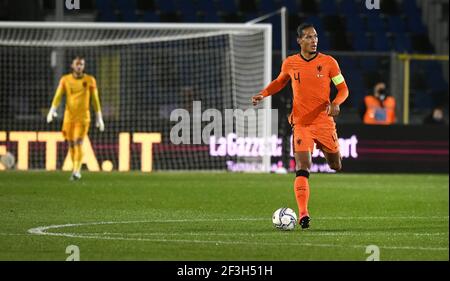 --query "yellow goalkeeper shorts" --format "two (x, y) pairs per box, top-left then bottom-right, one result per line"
(62, 122), (89, 142)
